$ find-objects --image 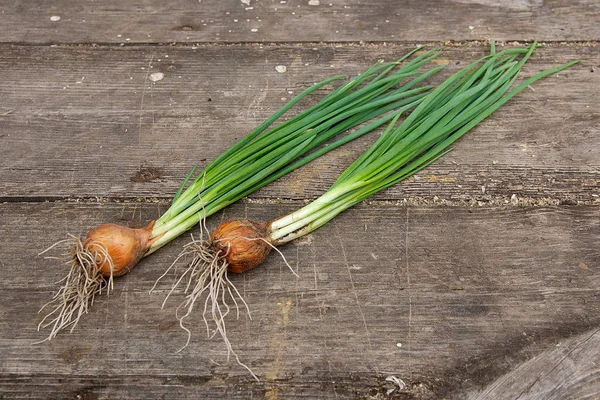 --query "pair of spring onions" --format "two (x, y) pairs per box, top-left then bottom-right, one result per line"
(38, 43), (577, 359)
